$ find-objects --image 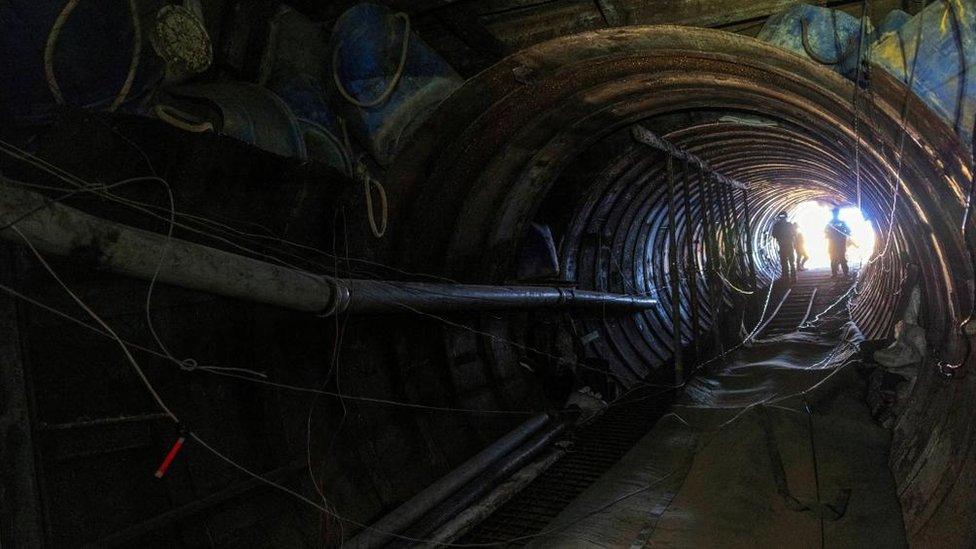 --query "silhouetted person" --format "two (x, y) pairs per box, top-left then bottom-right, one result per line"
(770, 211), (797, 282)
(826, 207), (851, 278)
(794, 223), (808, 271)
